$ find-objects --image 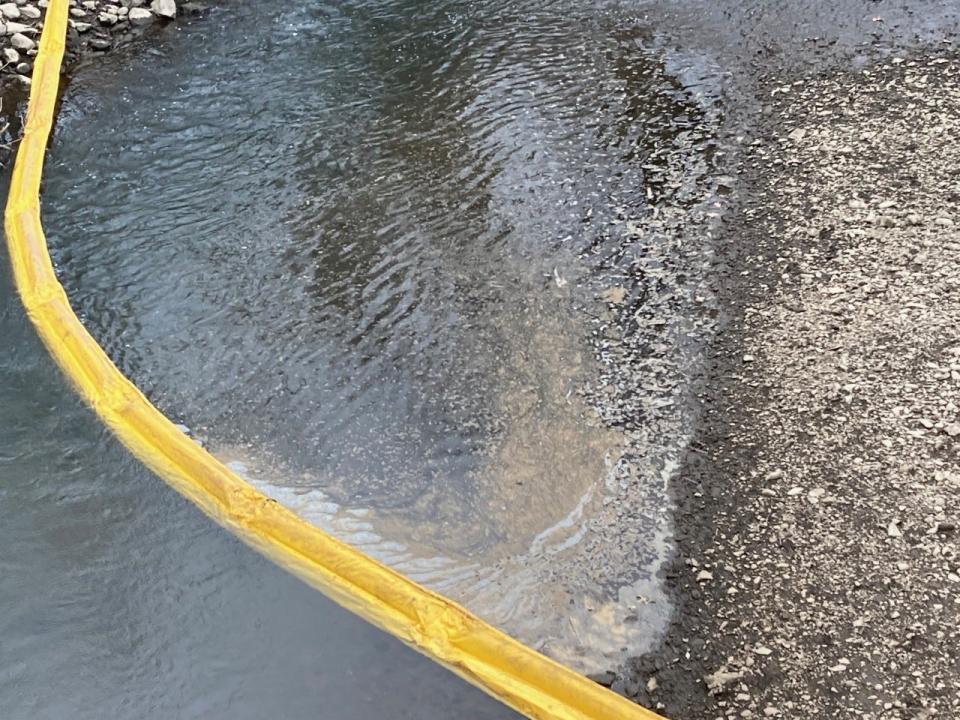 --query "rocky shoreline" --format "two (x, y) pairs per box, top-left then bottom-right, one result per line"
(621, 49), (960, 720)
(0, 0), (204, 92)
